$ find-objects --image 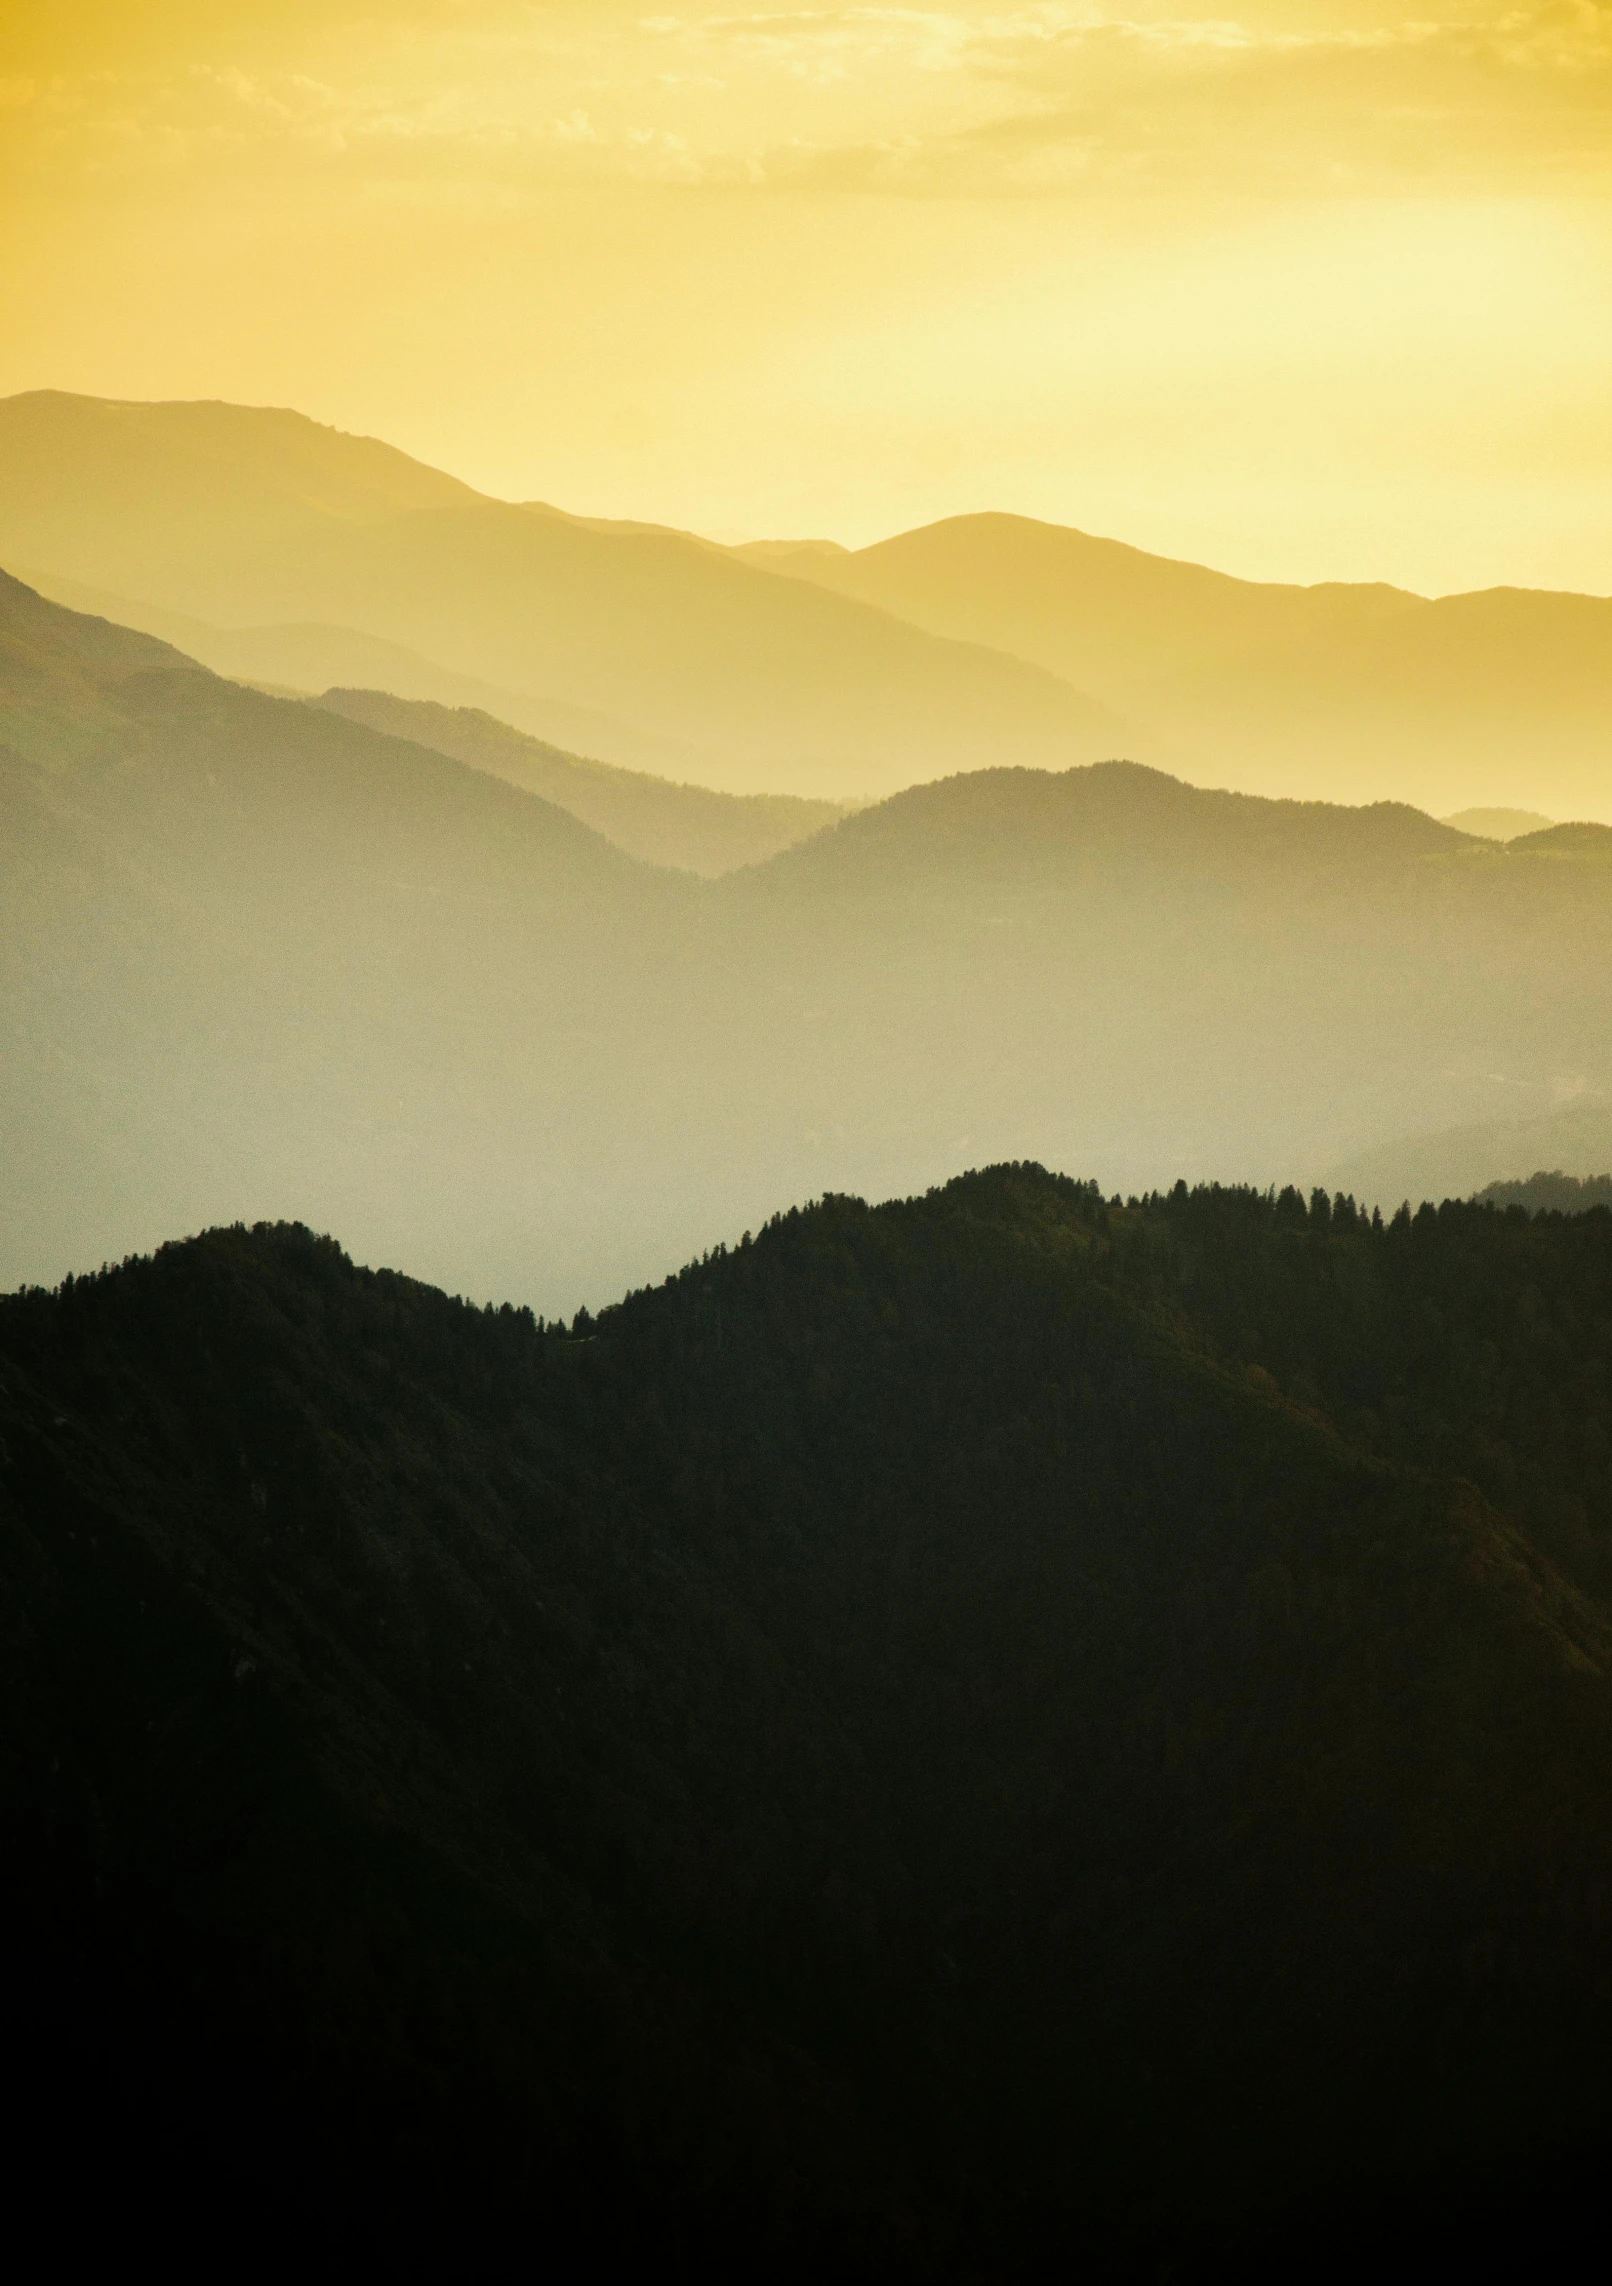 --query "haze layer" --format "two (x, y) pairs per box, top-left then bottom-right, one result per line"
(7, 569), (1611, 1315)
